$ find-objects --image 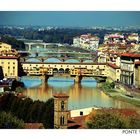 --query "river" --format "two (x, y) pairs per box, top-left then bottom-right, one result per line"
(20, 76), (140, 112)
